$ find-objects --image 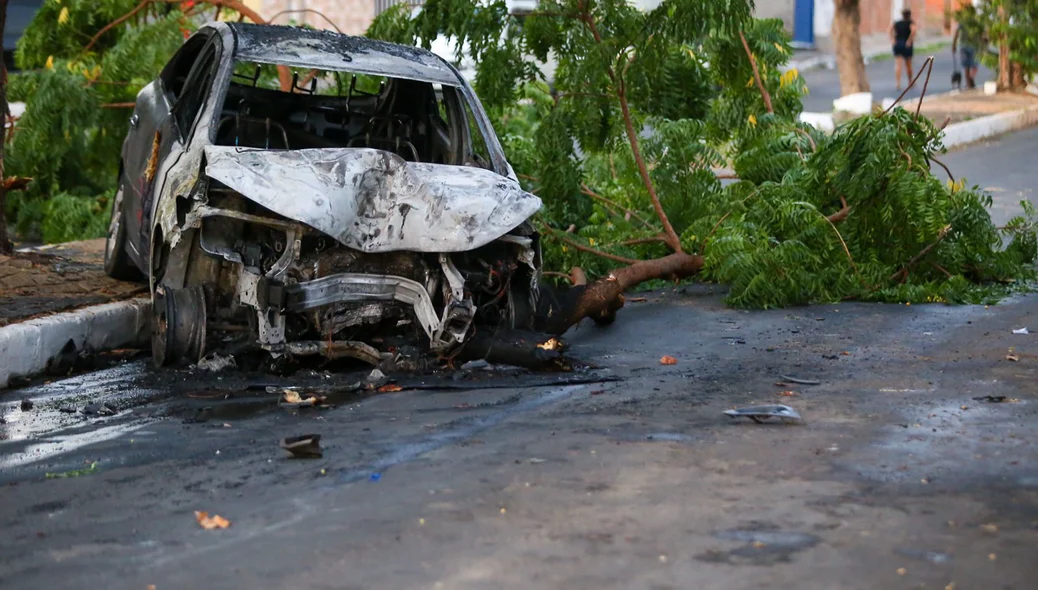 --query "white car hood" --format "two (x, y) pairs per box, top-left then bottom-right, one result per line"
(203, 146), (541, 253)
